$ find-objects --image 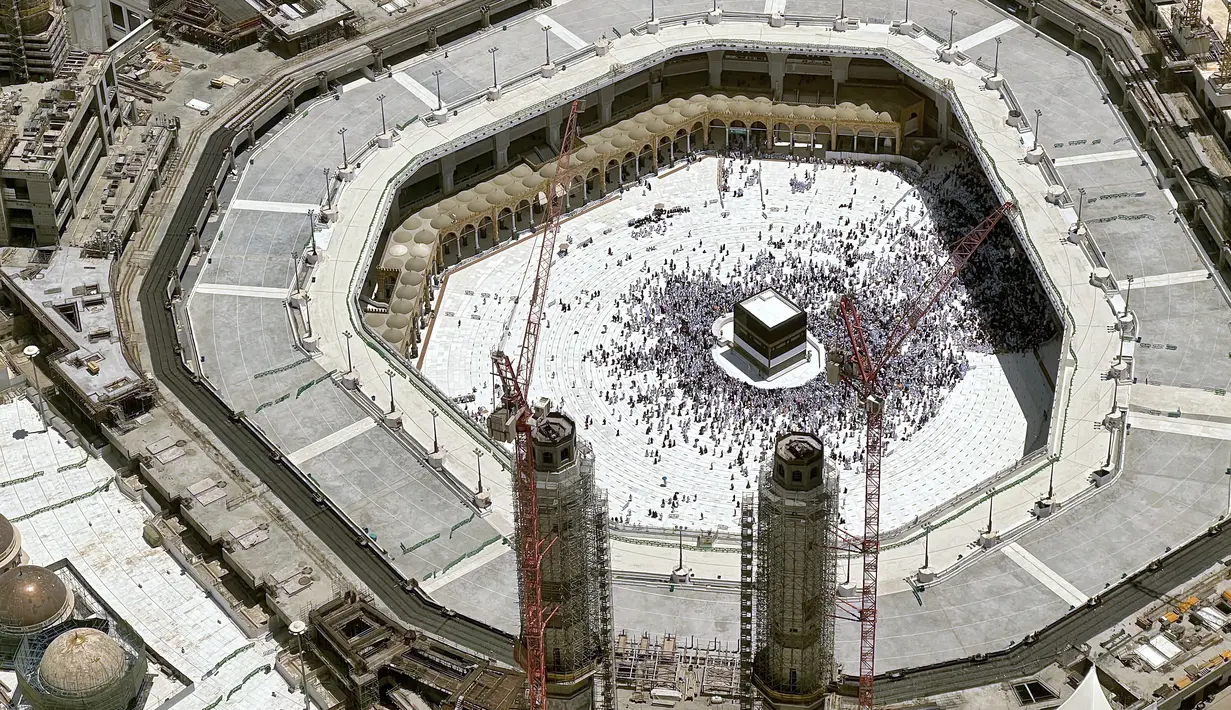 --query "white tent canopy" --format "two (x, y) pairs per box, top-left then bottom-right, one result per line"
(1059, 666), (1114, 710)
